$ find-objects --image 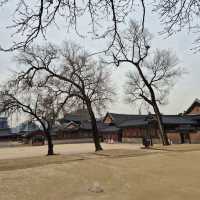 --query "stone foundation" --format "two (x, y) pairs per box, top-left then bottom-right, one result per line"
(122, 138), (142, 143)
(122, 137), (161, 144)
(152, 138), (161, 144)
(190, 132), (200, 144)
